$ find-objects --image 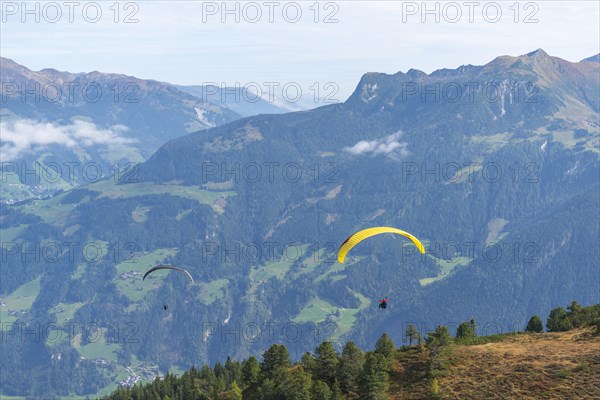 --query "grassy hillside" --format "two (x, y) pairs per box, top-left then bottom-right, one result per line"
(390, 328), (599, 399)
